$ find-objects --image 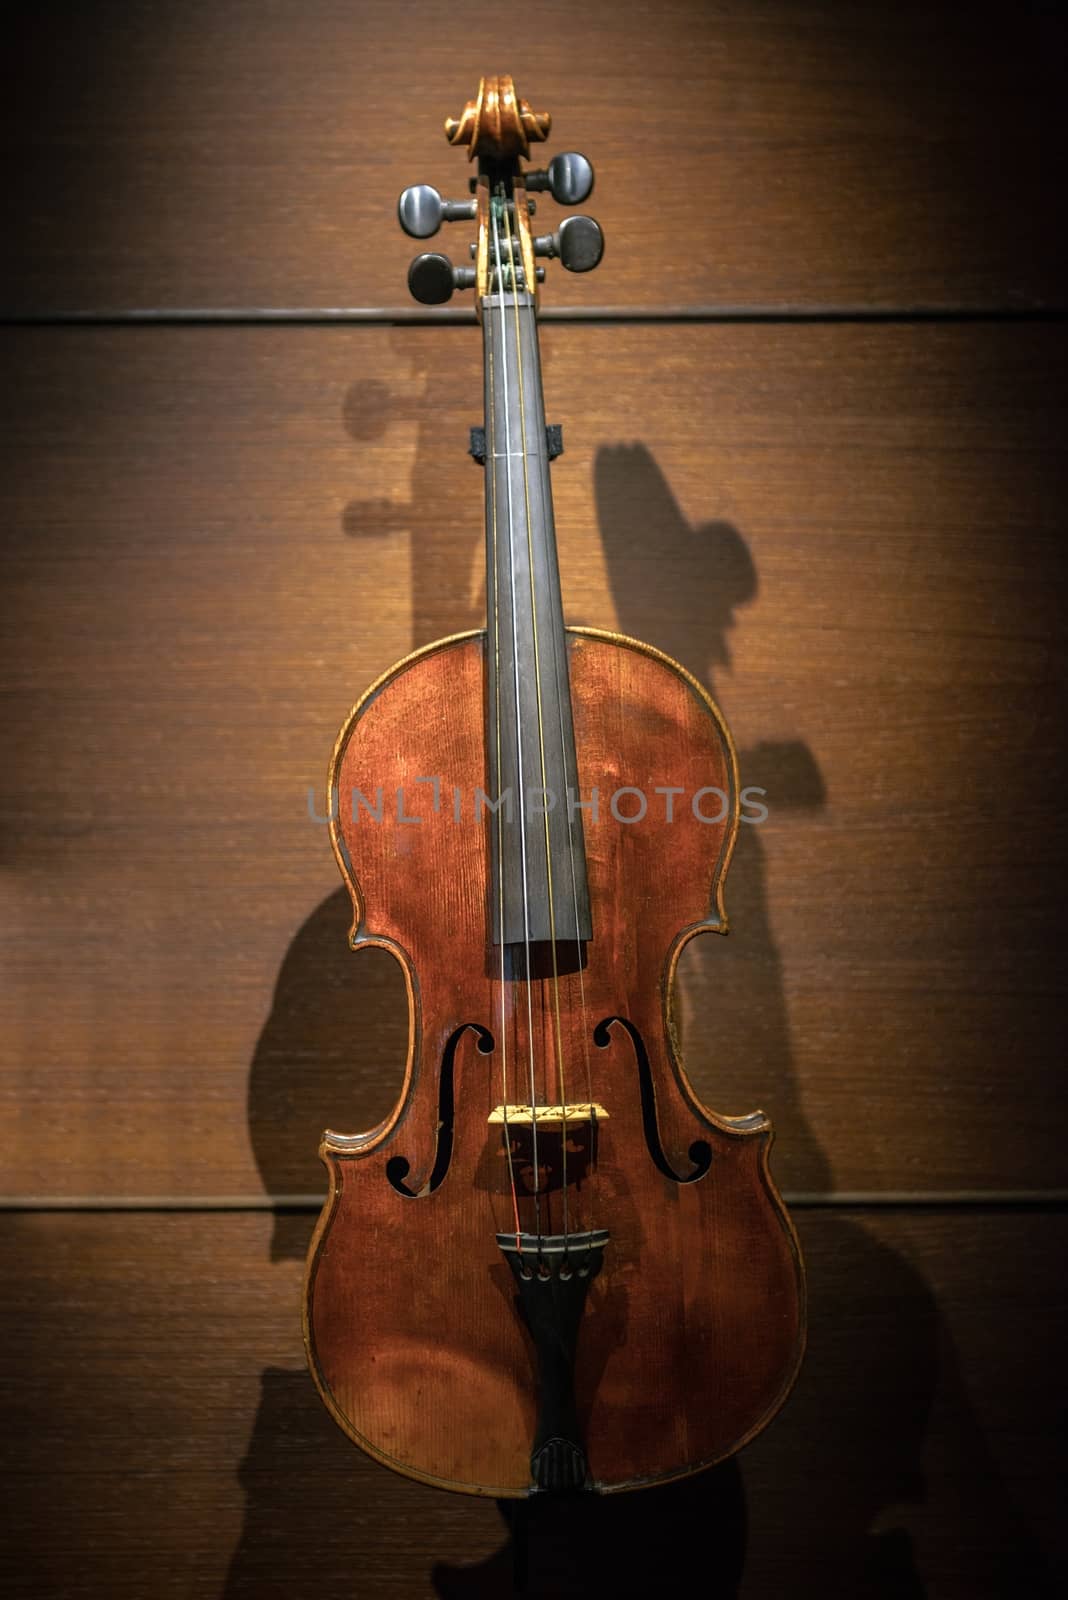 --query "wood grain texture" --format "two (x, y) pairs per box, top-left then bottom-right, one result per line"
(3, 0), (1066, 313)
(307, 631), (802, 1494)
(1, 1210), (1062, 1596)
(0, 321), (1065, 1200)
